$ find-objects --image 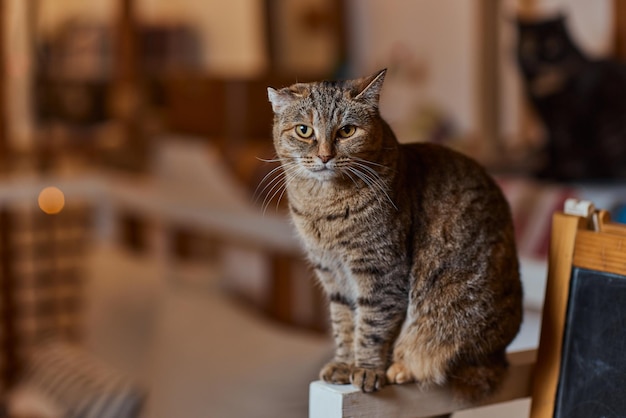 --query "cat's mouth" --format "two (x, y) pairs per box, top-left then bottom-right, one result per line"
(311, 165), (331, 172)
(308, 165), (338, 180)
